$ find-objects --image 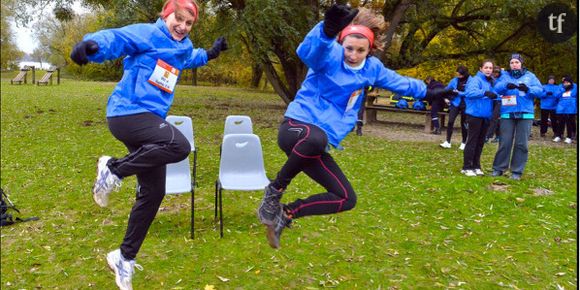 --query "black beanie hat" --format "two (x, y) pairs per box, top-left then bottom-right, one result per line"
(563, 75), (573, 83)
